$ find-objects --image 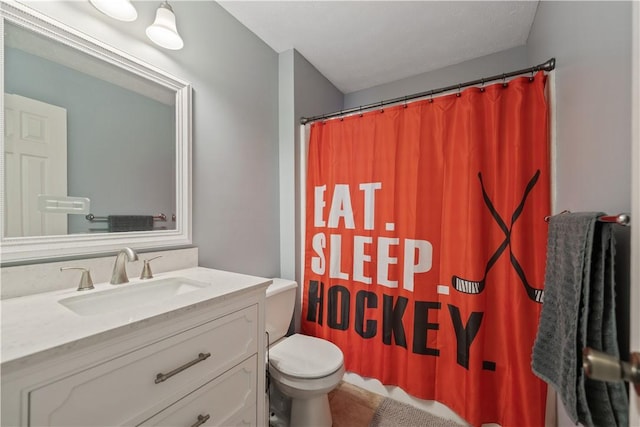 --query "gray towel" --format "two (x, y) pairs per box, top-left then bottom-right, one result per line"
(108, 215), (154, 232)
(584, 222), (628, 427)
(531, 212), (628, 426)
